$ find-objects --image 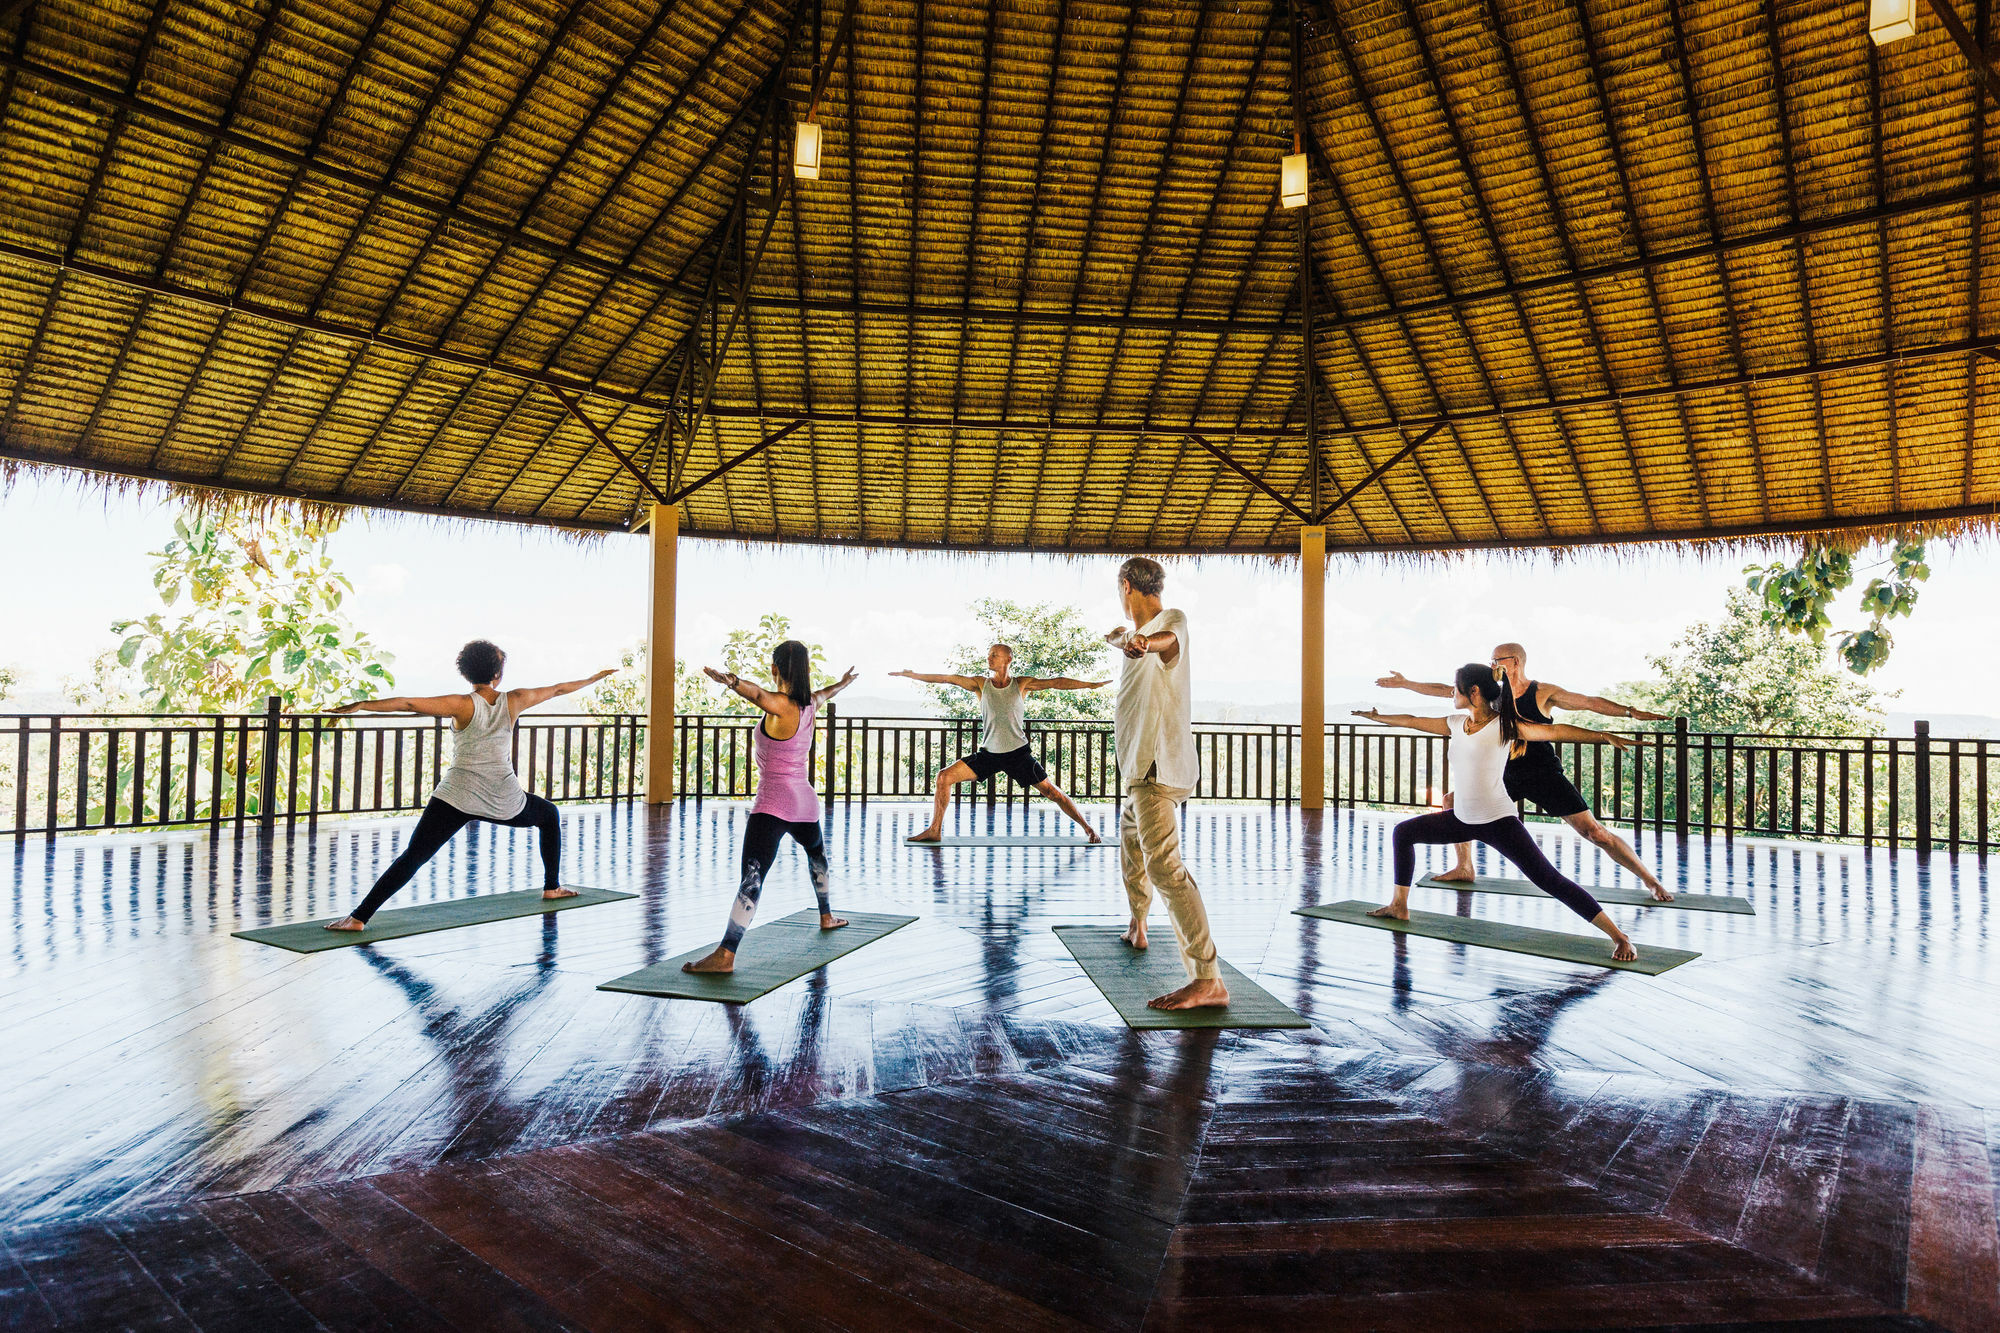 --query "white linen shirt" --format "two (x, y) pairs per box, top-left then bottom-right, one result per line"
(1114, 607), (1198, 791)
(1445, 711), (1516, 824)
